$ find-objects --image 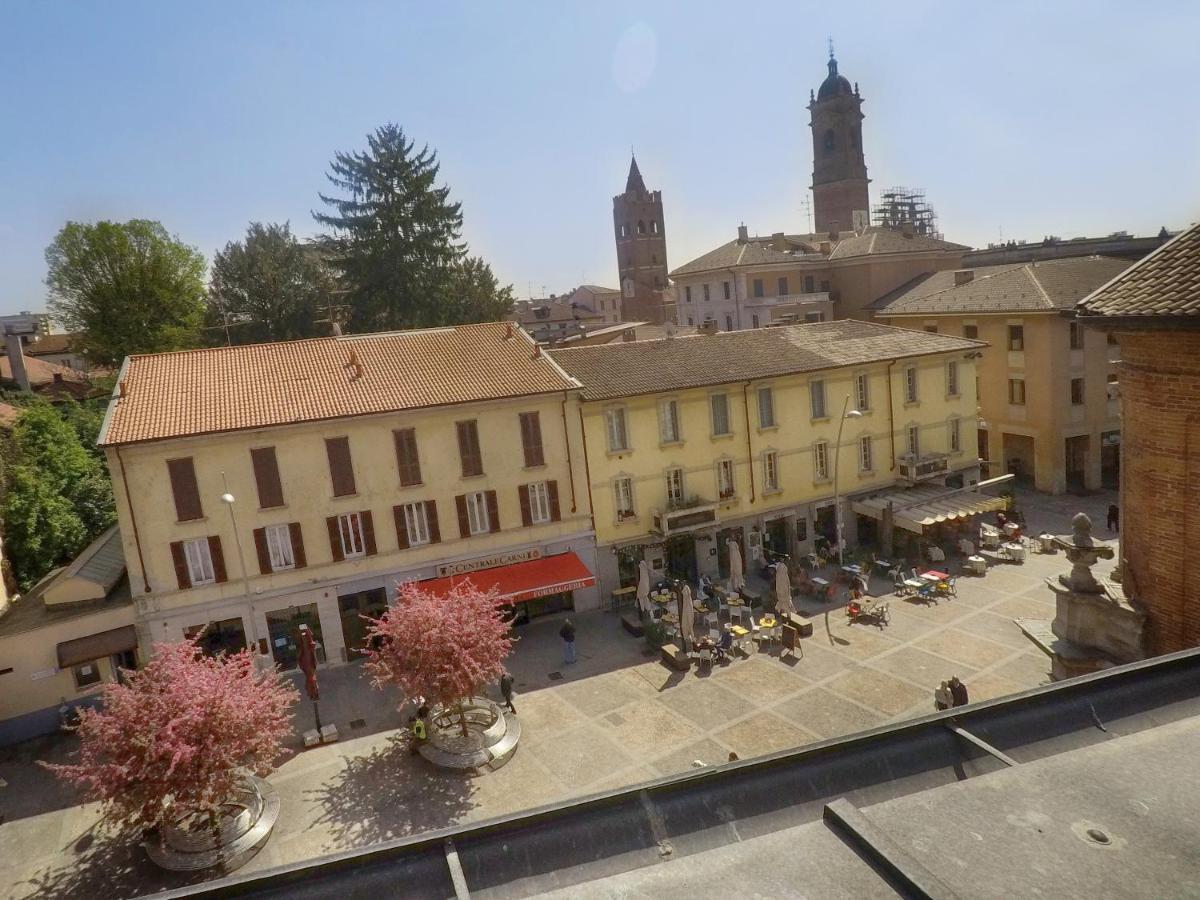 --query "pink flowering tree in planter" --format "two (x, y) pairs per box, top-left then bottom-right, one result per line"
(42, 636), (297, 869)
(364, 580), (513, 738)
